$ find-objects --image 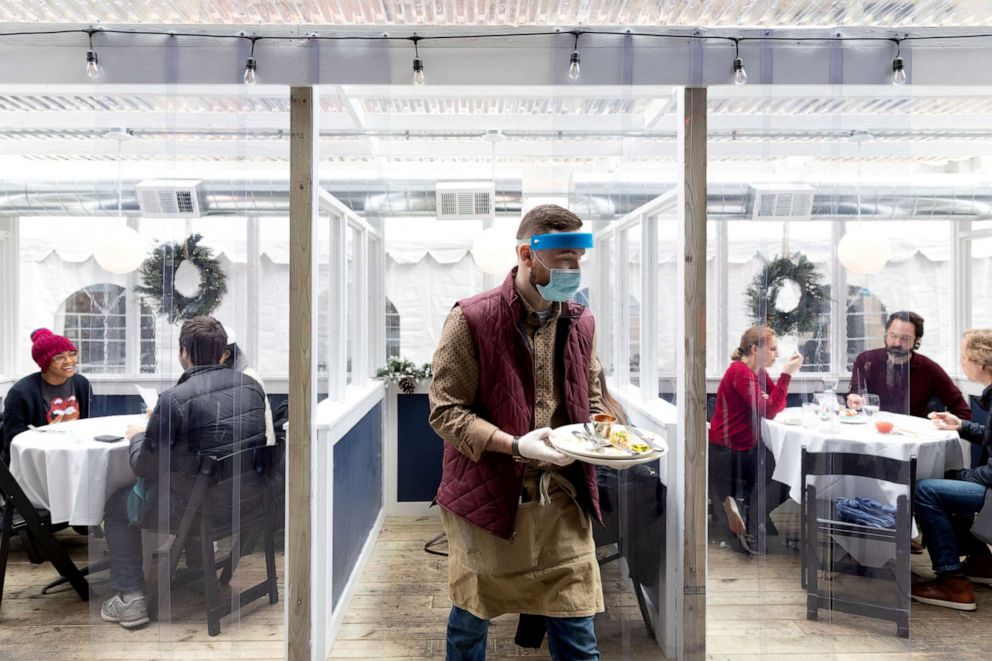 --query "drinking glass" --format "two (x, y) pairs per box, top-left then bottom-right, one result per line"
(802, 402), (819, 428)
(862, 394), (880, 418)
